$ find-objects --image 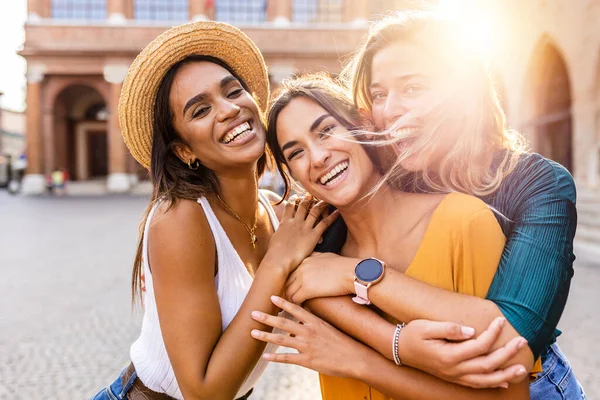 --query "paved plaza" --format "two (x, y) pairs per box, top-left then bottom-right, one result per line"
(0, 191), (598, 400)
